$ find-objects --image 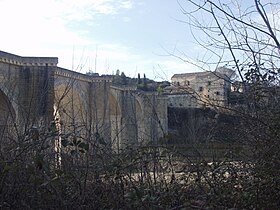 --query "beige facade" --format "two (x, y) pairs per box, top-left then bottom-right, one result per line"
(168, 70), (231, 108)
